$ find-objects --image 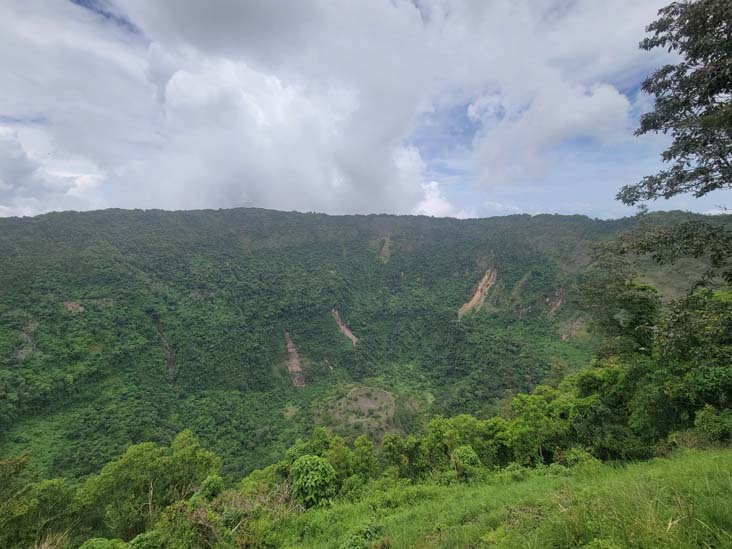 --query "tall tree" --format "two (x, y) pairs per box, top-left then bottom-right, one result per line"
(618, 0), (732, 206)
(616, 0), (732, 285)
